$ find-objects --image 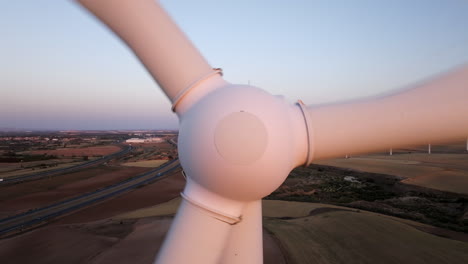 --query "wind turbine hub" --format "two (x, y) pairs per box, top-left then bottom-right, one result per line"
(177, 84), (308, 218)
